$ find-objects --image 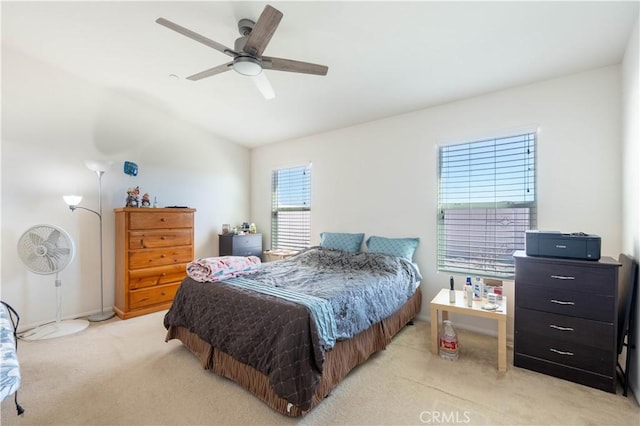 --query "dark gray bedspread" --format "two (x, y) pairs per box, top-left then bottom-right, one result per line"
(164, 247), (419, 410)
(164, 278), (323, 410)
